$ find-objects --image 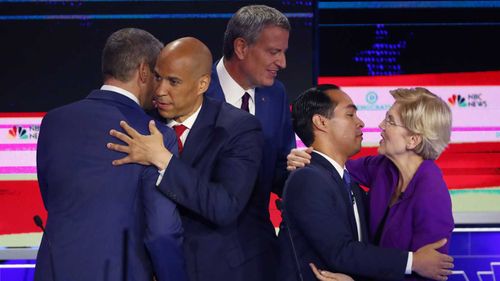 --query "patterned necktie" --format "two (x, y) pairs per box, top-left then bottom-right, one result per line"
(241, 92), (250, 112)
(173, 124), (188, 154)
(343, 169), (353, 204)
